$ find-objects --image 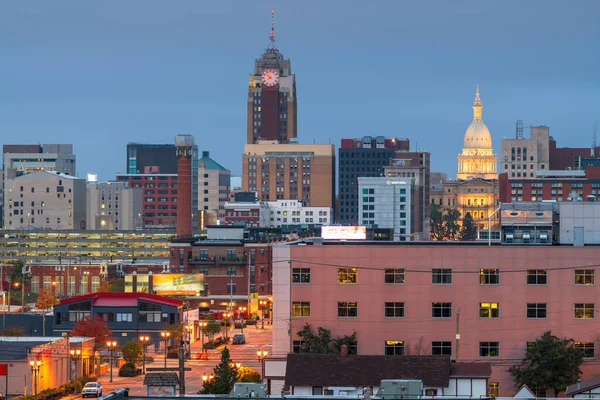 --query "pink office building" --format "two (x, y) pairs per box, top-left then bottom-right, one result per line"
(271, 242), (600, 397)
